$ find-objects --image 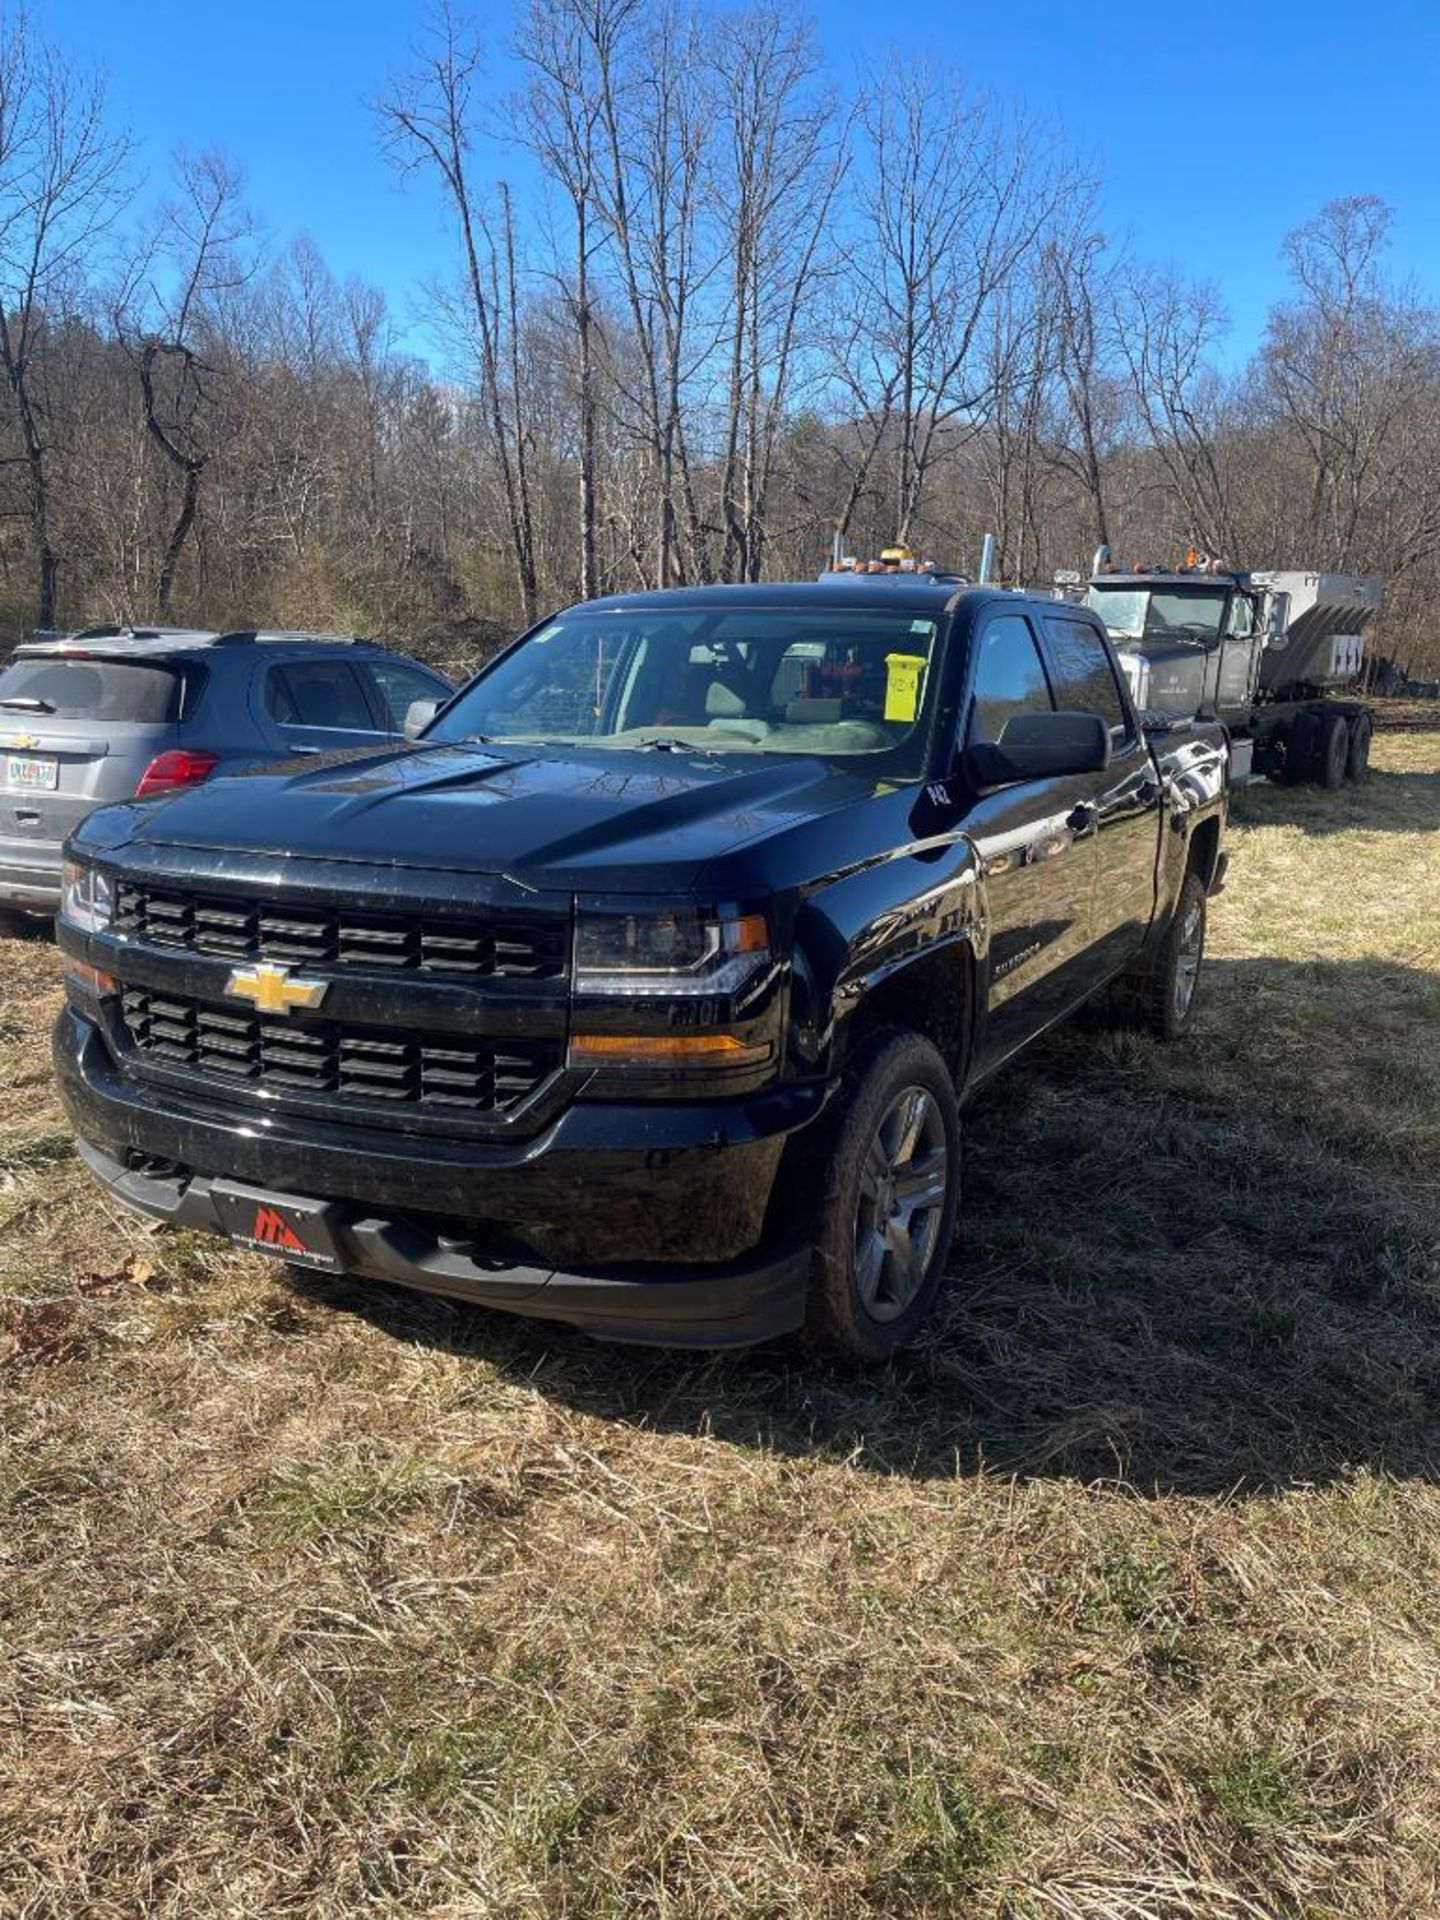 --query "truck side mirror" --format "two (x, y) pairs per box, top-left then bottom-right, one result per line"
(963, 710), (1111, 789)
(403, 698), (441, 741)
(1265, 592), (1290, 644)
